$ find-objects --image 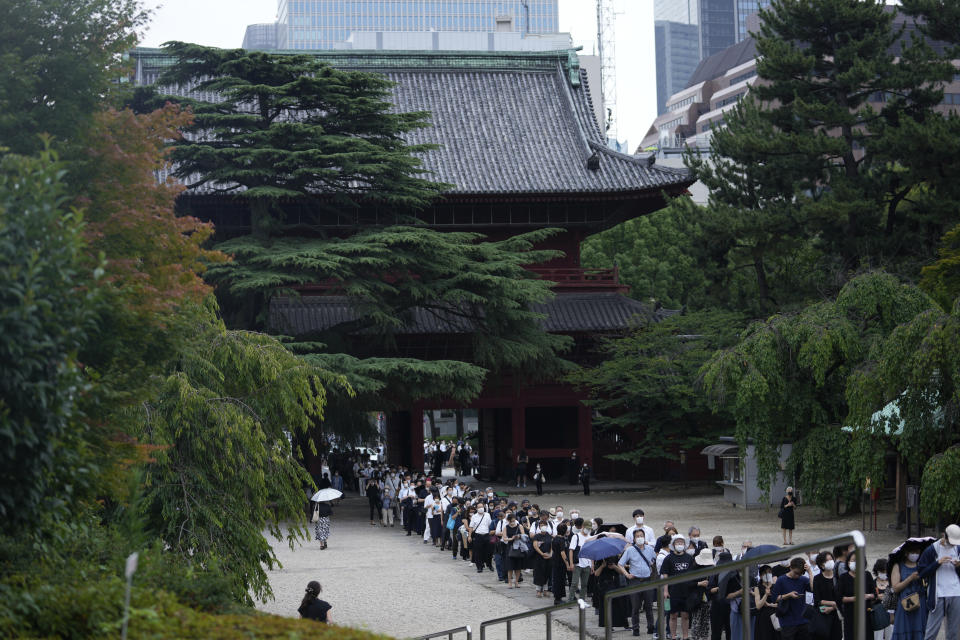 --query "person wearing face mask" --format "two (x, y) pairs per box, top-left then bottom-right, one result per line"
(469, 503), (492, 573)
(553, 505), (565, 526)
(534, 463), (546, 496)
(687, 527), (708, 557)
(712, 536), (730, 560)
(840, 550), (877, 640)
(625, 509), (655, 546)
(917, 524), (960, 640)
(661, 533), (696, 640)
(568, 517), (592, 602)
(580, 462), (592, 496)
(755, 565), (779, 640)
(872, 559), (893, 640)
(891, 542), (928, 640)
(708, 552), (733, 640)
(617, 528), (659, 637)
(812, 552), (843, 640)
(780, 486), (797, 545)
